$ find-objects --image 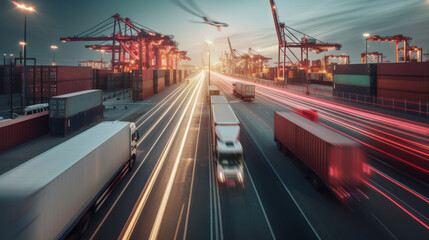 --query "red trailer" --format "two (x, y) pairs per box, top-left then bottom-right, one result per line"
(274, 111), (367, 200)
